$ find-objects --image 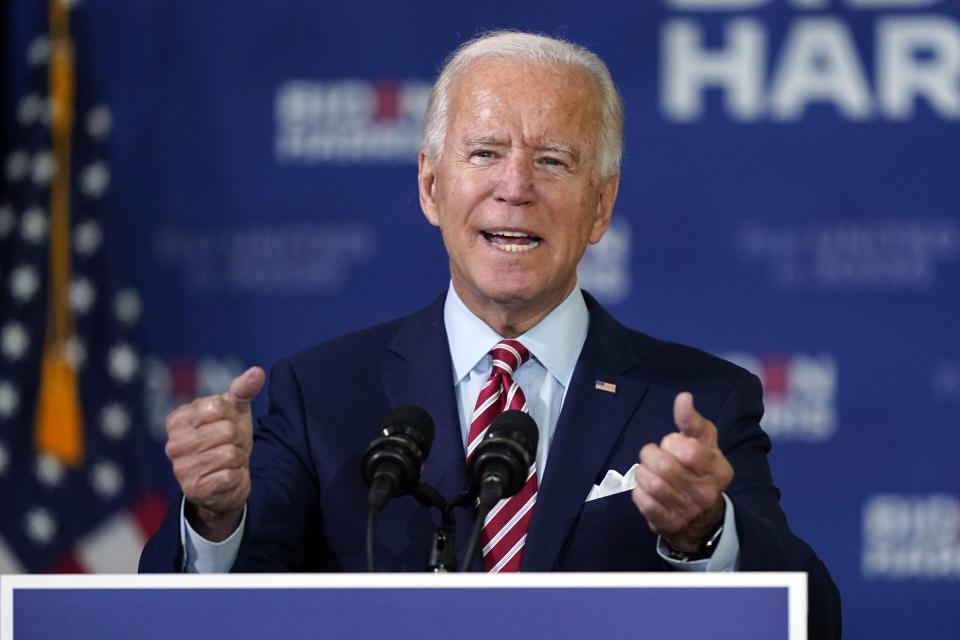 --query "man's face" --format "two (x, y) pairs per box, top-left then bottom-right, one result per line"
(419, 58), (619, 329)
